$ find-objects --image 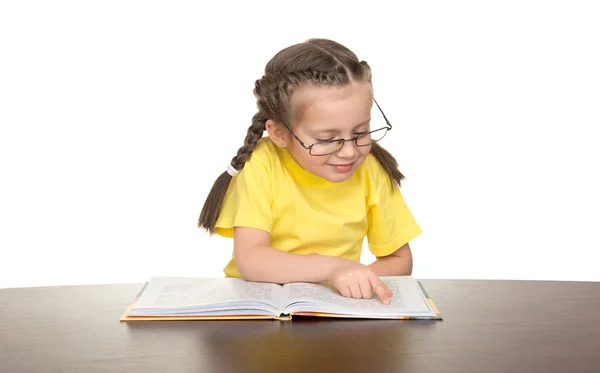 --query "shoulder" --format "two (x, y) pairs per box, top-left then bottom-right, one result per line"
(228, 137), (288, 192)
(357, 153), (391, 188)
(233, 137), (281, 179)
(215, 137), (278, 237)
(243, 137), (281, 169)
(357, 153), (402, 207)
